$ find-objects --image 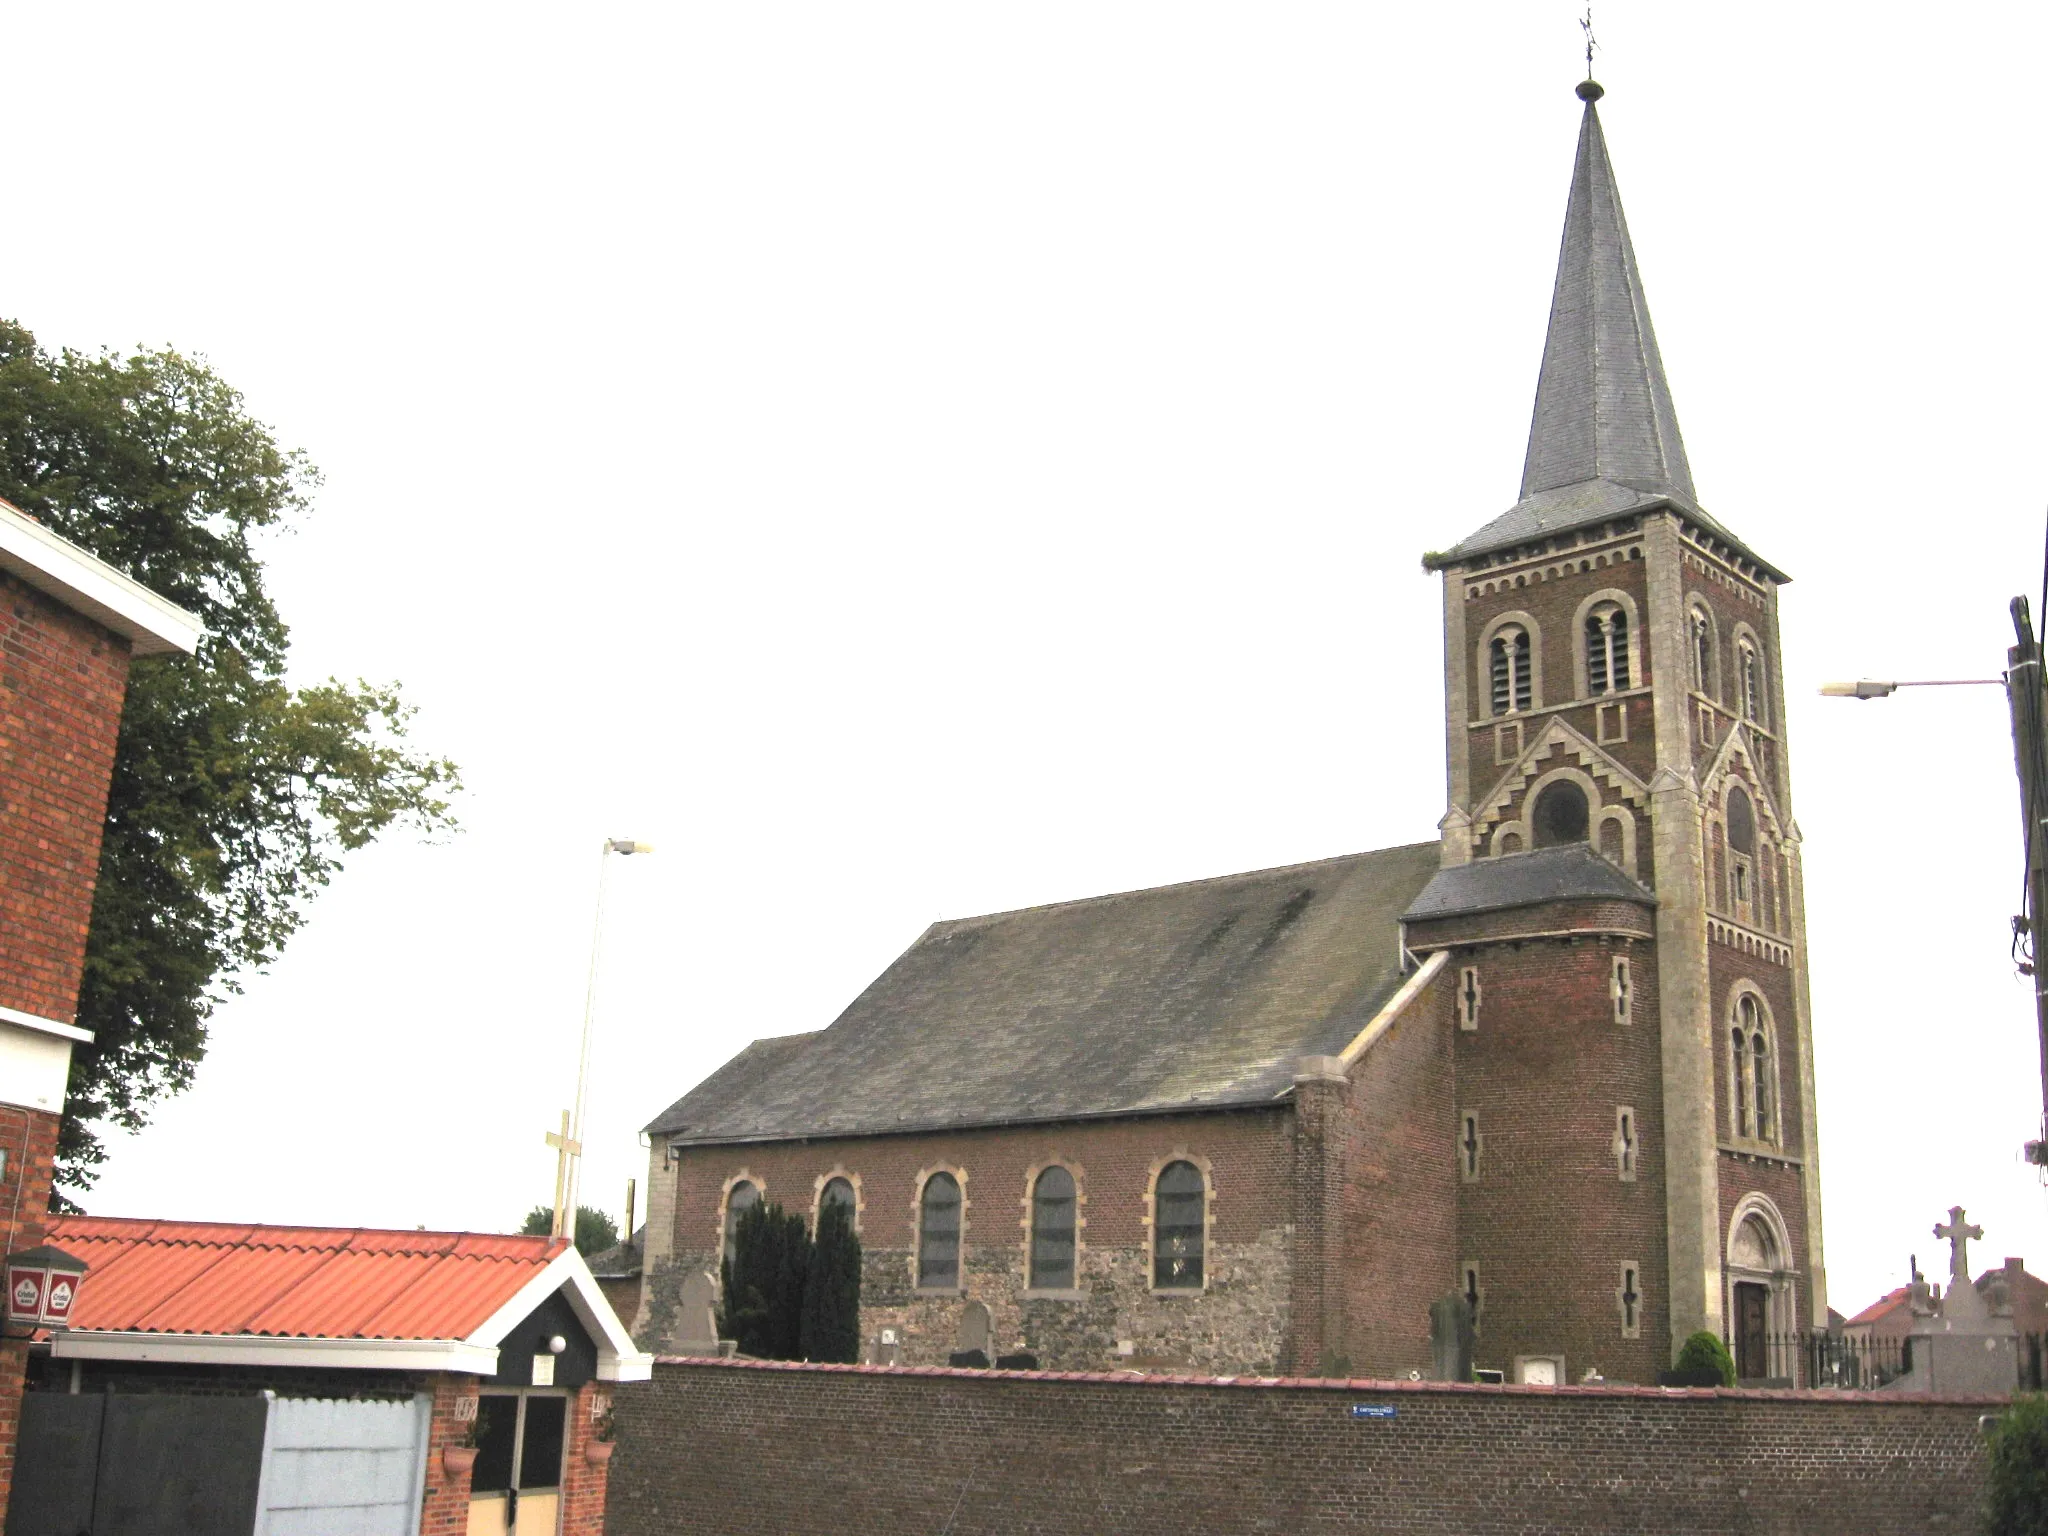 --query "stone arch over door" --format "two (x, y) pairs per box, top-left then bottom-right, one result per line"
(1724, 1194), (1797, 1383)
